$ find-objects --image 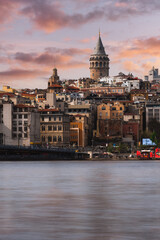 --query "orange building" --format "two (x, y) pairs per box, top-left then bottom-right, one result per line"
(97, 102), (124, 121)
(70, 115), (89, 147)
(96, 102), (124, 139)
(21, 93), (36, 101)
